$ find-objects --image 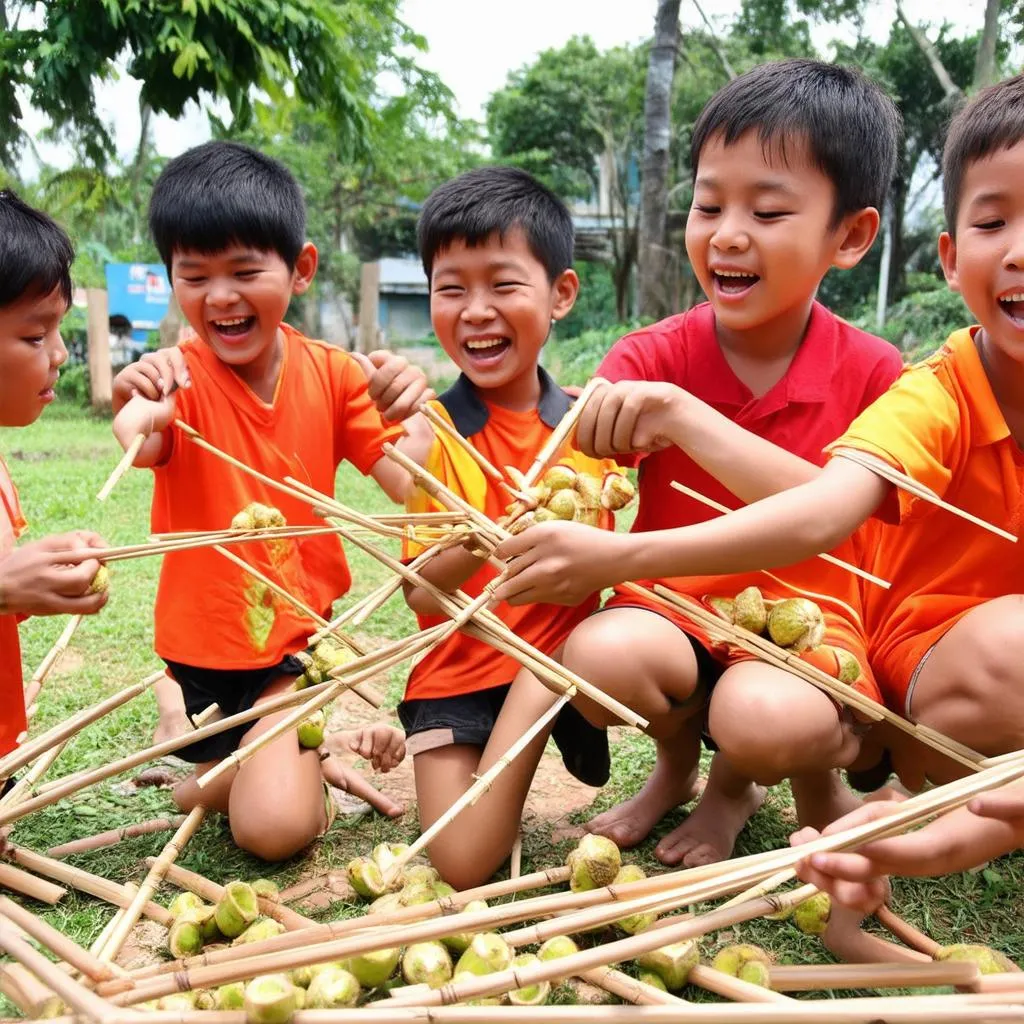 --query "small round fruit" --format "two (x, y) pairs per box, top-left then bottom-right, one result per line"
(793, 892), (832, 936)
(243, 974), (298, 1024)
(214, 880), (259, 939)
(767, 598), (826, 652)
(567, 833), (622, 892)
(402, 941), (453, 988)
